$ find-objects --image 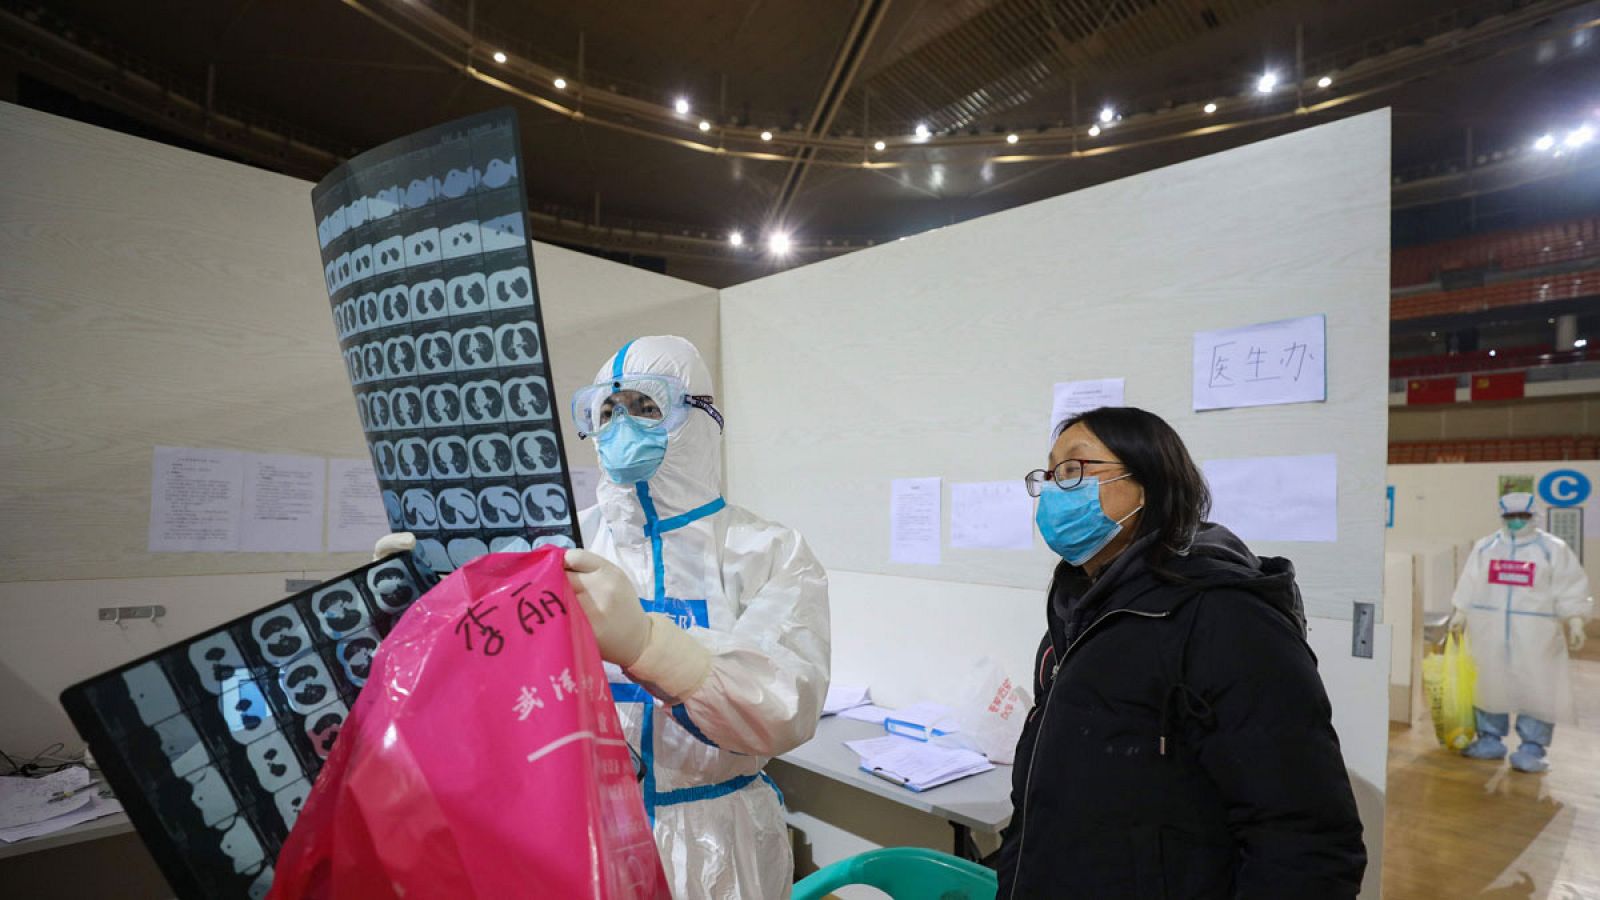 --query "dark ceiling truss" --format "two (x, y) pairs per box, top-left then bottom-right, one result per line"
(3, 0), (1598, 270)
